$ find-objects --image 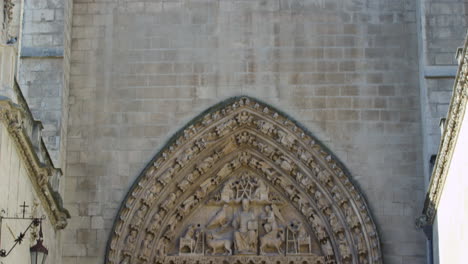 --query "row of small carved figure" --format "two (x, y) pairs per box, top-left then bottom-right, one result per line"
(127, 151), (363, 253)
(119, 108), (376, 262)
